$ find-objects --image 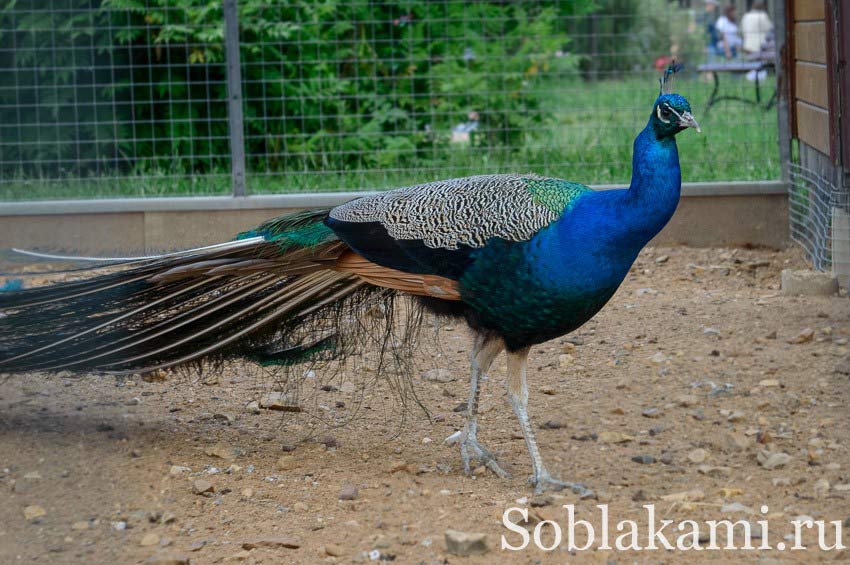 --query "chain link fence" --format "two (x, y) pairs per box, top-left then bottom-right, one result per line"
(0, 0), (780, 200)
(789, 162), (850, 288)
